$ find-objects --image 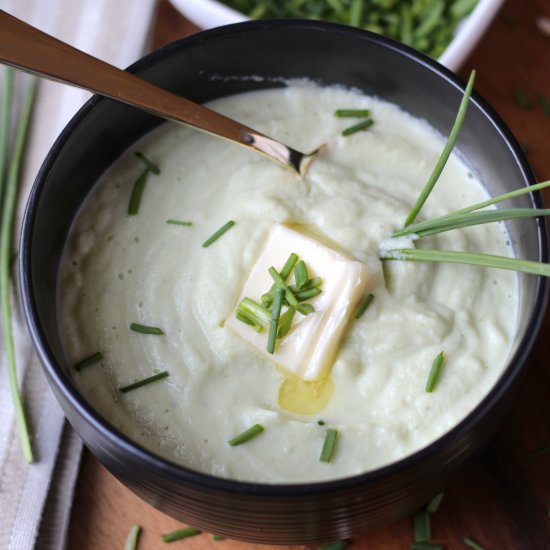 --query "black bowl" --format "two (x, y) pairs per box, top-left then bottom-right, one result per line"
(20, 21), (548, 544)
